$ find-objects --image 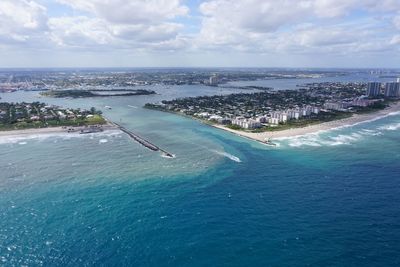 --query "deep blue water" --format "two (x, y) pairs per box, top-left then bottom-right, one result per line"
(1, 75), (400, 266)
